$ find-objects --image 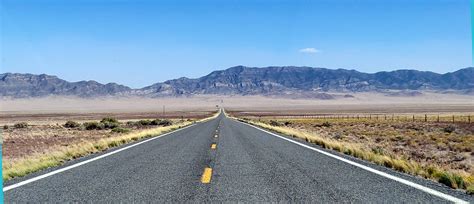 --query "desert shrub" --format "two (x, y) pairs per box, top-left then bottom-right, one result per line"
(100, 117), (120, 129)
(138, 119), (152, 126)
(150, 119), (160, 126)
(101, 117), (118, 123)
(322, 121), (331, 127)
(126, 121), (137, 126)
(3, 125), (8, 130)
(284, 121), (292, 126)
(101, 121), (119, 129)
(64, 121), (80, 128)
(14, 122), (28, 129)
(148, 119), (173, 126)
(84, 122), (100, 130)
(269, 120), (281, 126)
(158, 119), (173, 126)
(111, 127), (131, 134)
(443, 125), (455, 133)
